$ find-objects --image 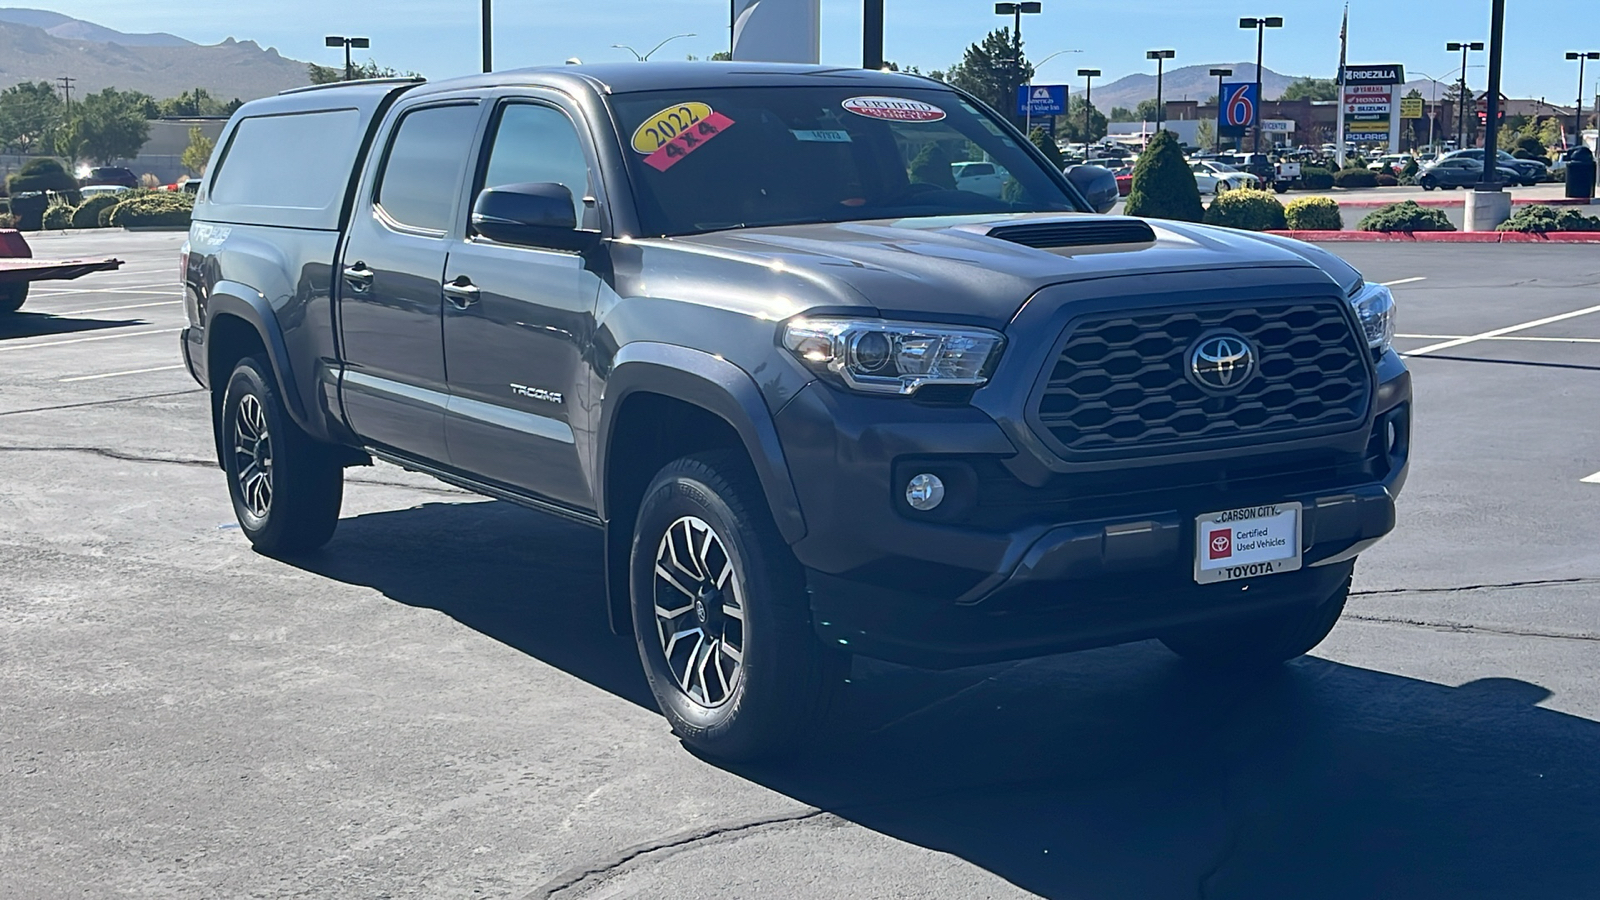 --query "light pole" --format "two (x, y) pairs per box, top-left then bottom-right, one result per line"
(1238, 16), (1282, 154)
(481, 0), (492, 72)
(1025, 49), (1081, 135)
(1410, 70), (1450, 154)
(613, 33), (697, 61)
(1567, 52), (1600, 146)
(1147, 49), (1175, 139)
(324, 35), (370, 82)
(1078, 67), (1100, 149)
(994, 2), (1041, 47)
(1446, 41), (1485, 148)
(1479, 0), (1505, 189)
(1210, 67), (1233, 151)
(864, 0), (885, 70)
